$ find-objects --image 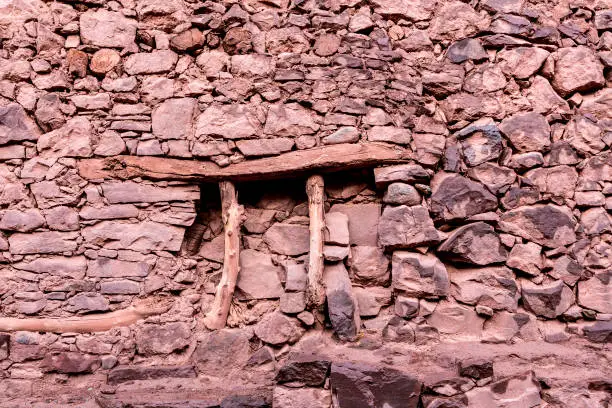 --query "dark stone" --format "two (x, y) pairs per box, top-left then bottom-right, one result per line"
(437, 222), (507, 265)
(41, 351), (100, 374)
(324, 263), (360, 341)
(330, 362), (422, 408)
(430, 173), (497, 222)
(276, 356), (331, 386)
(107, 365), (197, 385)
(499, 204), (577, 248)
(0, 333), (9, 360)
(459, 359), (494, 379)
(447, 39), (487, 63)
(220, 395), (271, 408)
(583, 321), (612, 343)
